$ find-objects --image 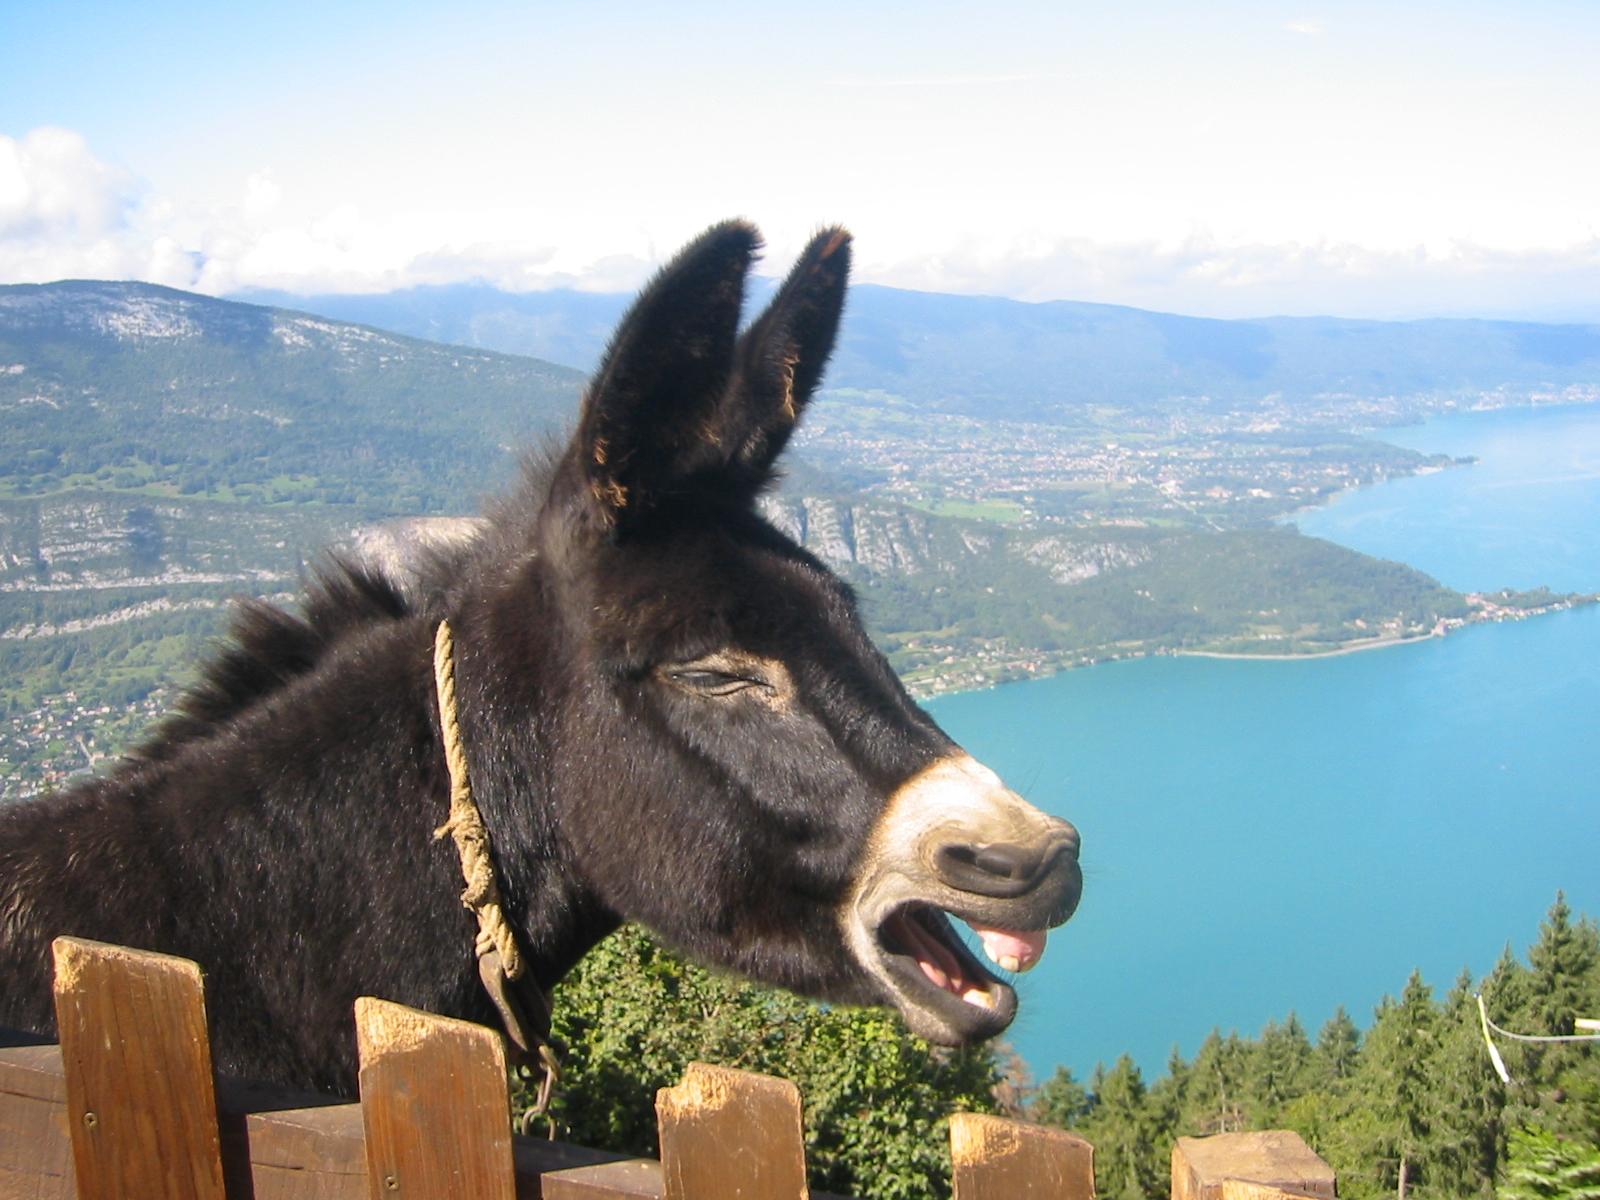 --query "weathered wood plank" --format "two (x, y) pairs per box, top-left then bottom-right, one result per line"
(656, 1061), (809, 1200)
(1218, 1181), (1328, 1200)
(51, 937), (227, 1200)
(0, 1042), (73, 1200)
(1172, 1132), (1335, 1200)
(221, 1096), (367, 1200)
(949, 1112), (1095, 1199)
(355, 996), (517, 1200)
(538, 1156), (665, 1200)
